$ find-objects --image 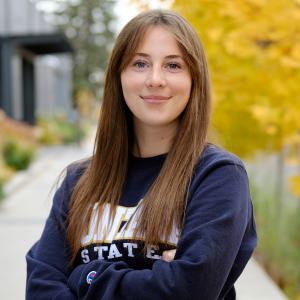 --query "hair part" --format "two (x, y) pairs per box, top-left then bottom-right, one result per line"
(67, 9), (212, 265)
